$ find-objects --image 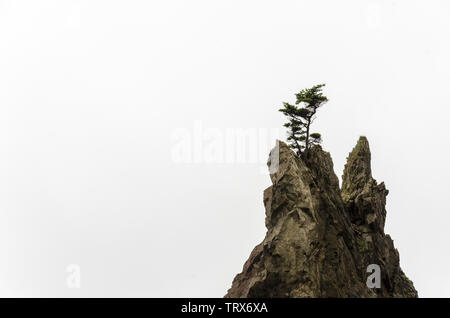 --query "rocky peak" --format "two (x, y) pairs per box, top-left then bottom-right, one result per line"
(342, 137), (388, 233)
(342, 136), (372, 194)
(225, 137), (417, 298)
